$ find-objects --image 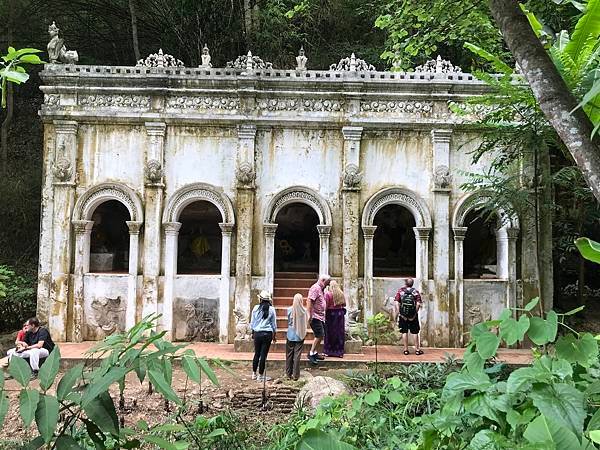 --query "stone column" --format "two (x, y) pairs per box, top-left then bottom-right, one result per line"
(263, 223), (278, 295)
(234, 125), (257, 322)
(431, 129), (452, 346)
(496, 228), (509, 279)
(362, 225), (377, 321)
(506, 228), (519, 311)
(50, 120), (78, 341)
(142, 122), (166, 322)
(341, 126), (363, 310)
(414, 226), (431, 344)
(126, 221), (143, 331)
(452, 227), (467, 345)
(162, 222), (181, 340)
(219, 223), (234, 342)
(72, 220), (93, 342)
(317, 225), (331, 276)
